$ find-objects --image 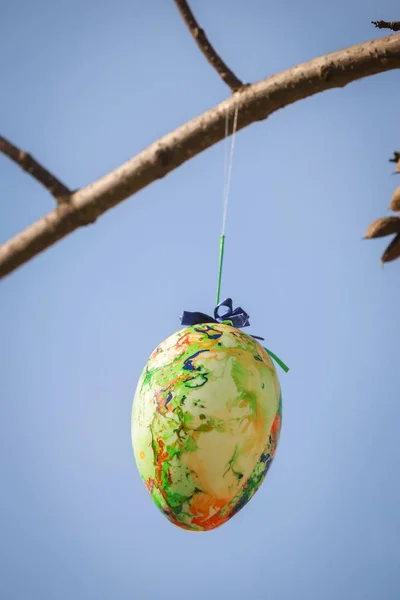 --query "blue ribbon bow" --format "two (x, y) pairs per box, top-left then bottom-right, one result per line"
(181, 297), (250, 329)
(180, 298), (289, 373)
